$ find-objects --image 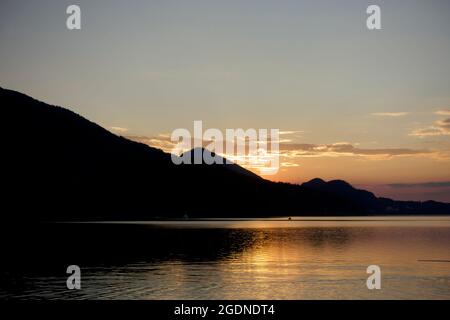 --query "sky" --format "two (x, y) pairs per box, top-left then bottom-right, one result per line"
(1, 0), (450, 201)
